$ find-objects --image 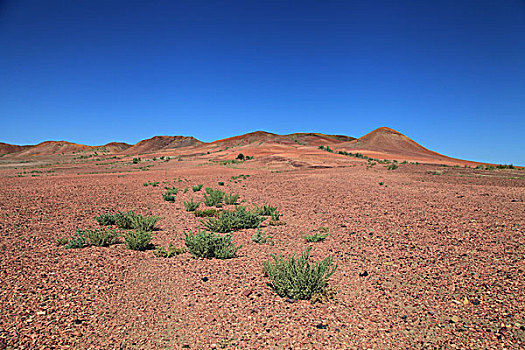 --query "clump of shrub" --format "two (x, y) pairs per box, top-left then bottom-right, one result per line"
(224, 192), (239, 205)
(184, 198), (201, 212)
(184, 229), (241, 259)
(192, 184), (203, 192)
(304, 232), (329, 242)
(65, 230), (86, 249)
(194, 208), (222, 217)
(84, 228), (119, 247)
(95, 213), (116, 226)
(218, 181), (225, 186)
(253, 204), (278, 217)
(143, 181), (160, 187)
(153, 243), (186, 258)
(111, 211), (160, 231)
(252, 228), (272, 244)
(387, 163), (398, 170)
(269, 209), (285, 226)
(201, 206), (264, 233)
(263, 247), (337, 301)
(162, 187), (178, 202)
(203, 187), (225, 207)
(123, 229), (152, 251)
(132, 157), (141, 164)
